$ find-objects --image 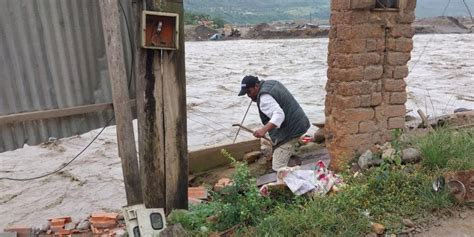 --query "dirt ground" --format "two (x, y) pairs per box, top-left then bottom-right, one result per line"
(416, 208), (474, 237)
